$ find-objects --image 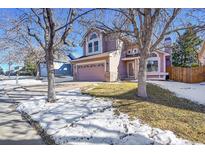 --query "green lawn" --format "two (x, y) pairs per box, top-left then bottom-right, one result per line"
(82, 82), (205, 144)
